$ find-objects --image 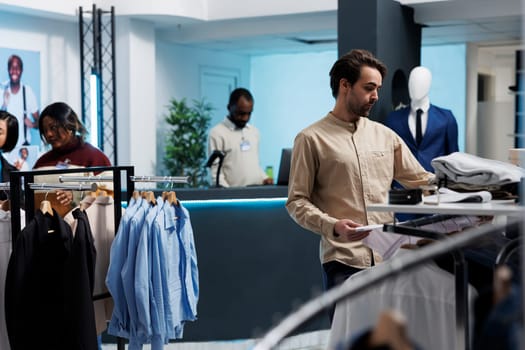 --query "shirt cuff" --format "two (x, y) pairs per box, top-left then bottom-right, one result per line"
(321, 216), (338, 237)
